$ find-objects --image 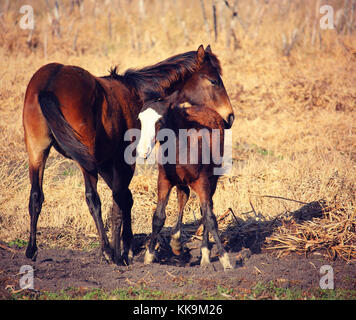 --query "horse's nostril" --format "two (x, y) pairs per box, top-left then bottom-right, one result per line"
(228, 113), (235, 128)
